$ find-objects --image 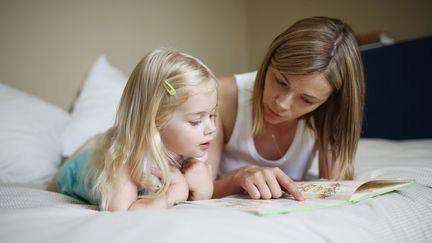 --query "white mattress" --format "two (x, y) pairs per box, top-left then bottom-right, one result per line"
(1, 138), (432, 243)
